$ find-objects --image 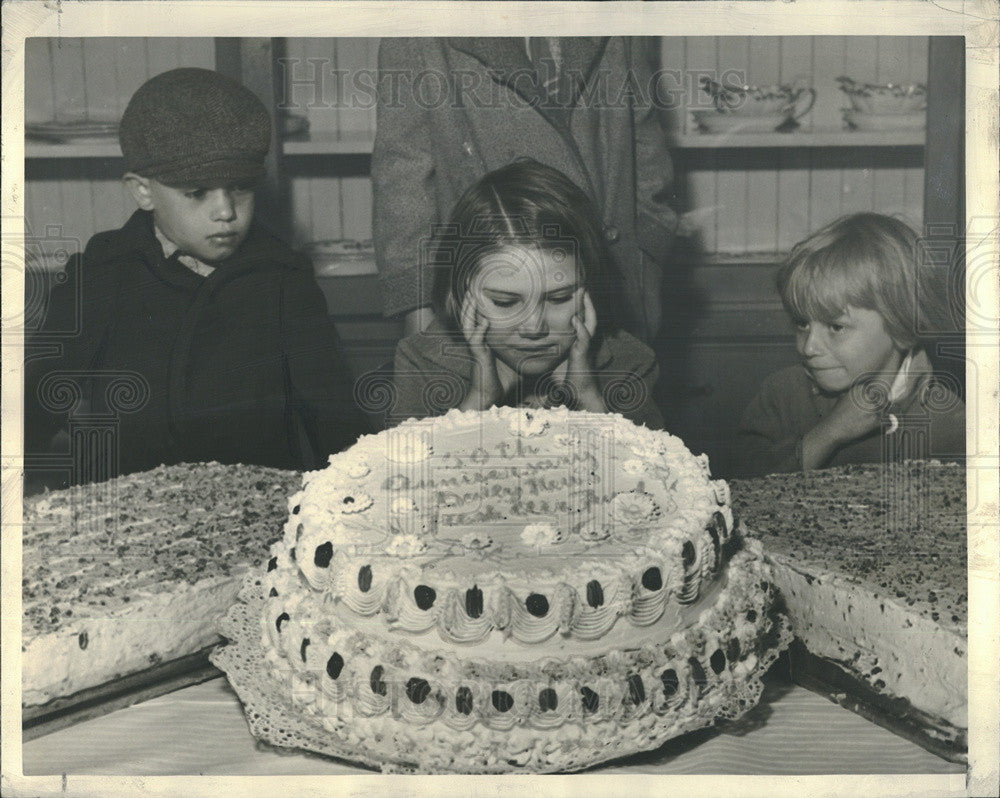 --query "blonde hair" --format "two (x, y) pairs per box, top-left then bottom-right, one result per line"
(777, 213), (941, 349)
